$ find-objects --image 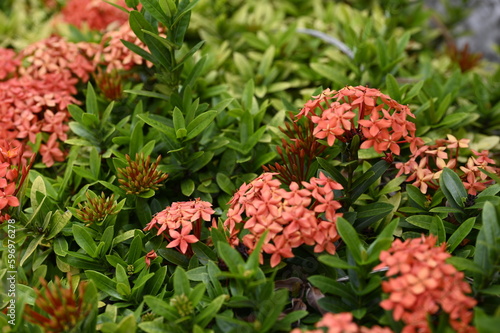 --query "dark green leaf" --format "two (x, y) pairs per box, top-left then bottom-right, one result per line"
(440, 168), (467, 209)
(86, 270), (124, 300)
(447, 217), (475, 253)
(143, 295), (179, 321)
(73, 224), (98, 258)
(186, 111), (217, 141)
(336, 218), (364, 264)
